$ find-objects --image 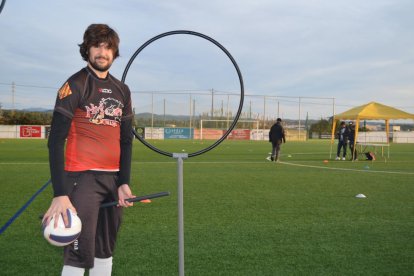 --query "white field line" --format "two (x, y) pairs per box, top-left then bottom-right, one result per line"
(0, 162), (49, 165)
(4, 160), (411, 165)
(278, 161), (414, 175)
(1, 160), (413, 176)
(136, 160), (414, 176)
